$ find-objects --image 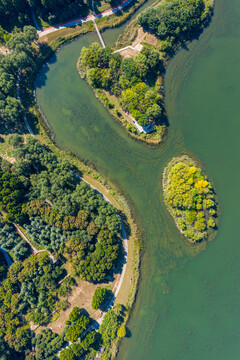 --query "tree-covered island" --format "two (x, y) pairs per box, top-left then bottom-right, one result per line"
(163, 156), (217, 242)
(78, 0), (213, 143)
